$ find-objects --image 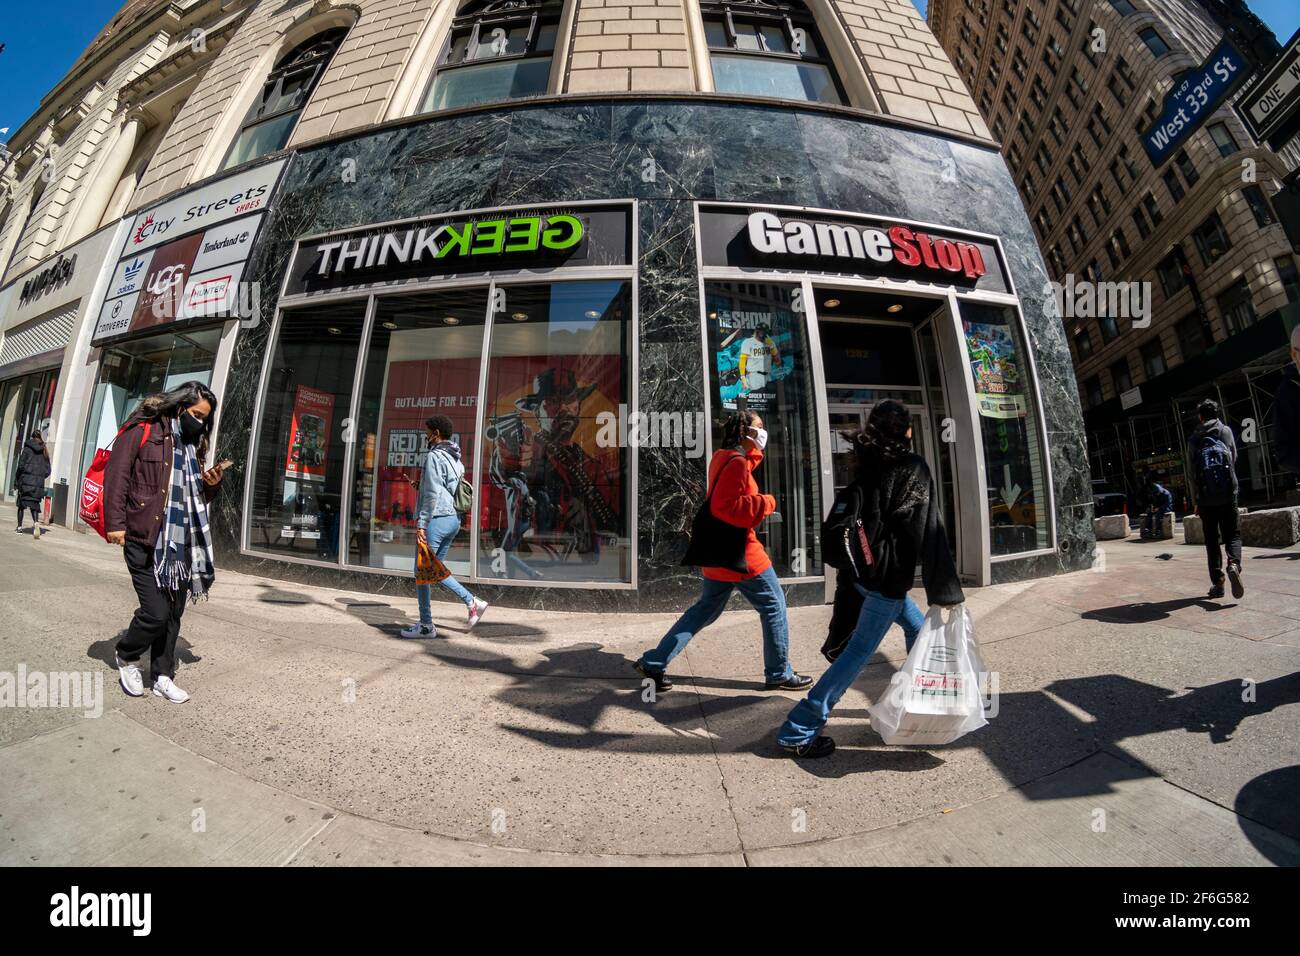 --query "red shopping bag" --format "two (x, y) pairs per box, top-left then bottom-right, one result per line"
(80, 423), (149, 540)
